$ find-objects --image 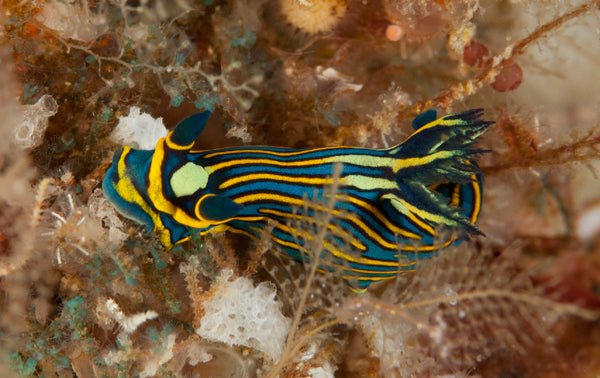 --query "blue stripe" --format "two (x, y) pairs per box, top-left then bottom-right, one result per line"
(211, 162), (389, 178)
